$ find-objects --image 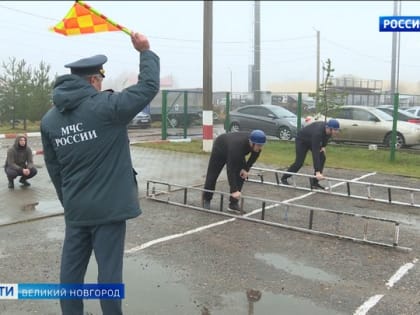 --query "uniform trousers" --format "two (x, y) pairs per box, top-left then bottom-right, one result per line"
(60, 221), (126, 315)
(282, 138), (326, 180)
(203, 151), (244, 204)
